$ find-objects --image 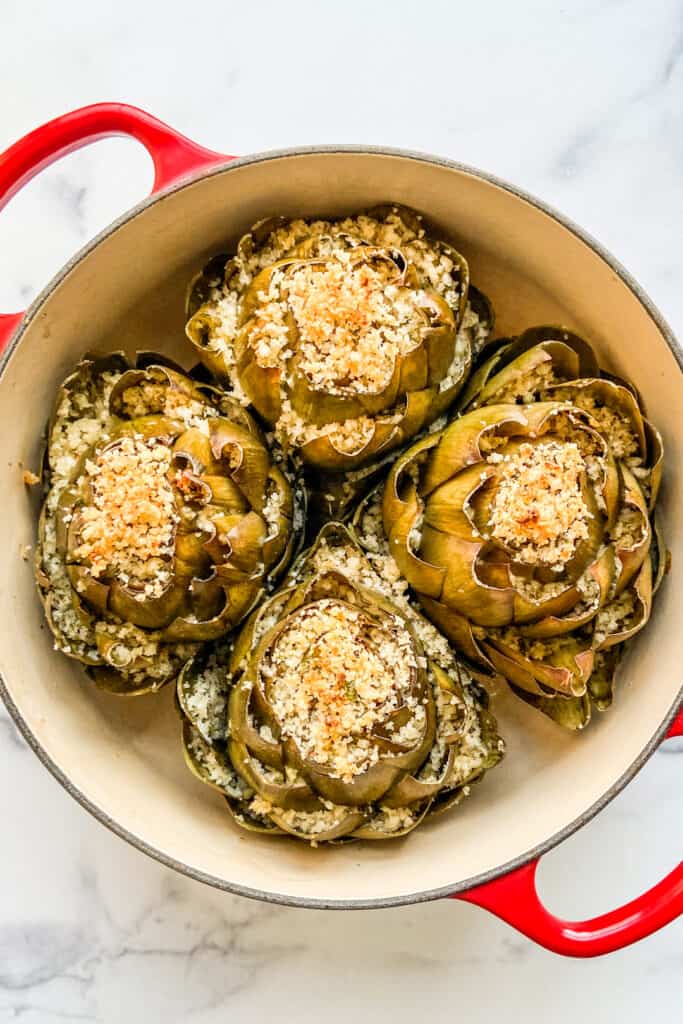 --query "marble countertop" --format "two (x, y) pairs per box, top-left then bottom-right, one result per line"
(0, 0), (681, 1019)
